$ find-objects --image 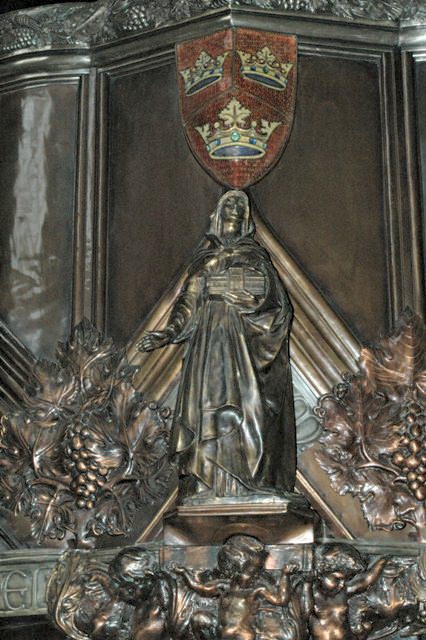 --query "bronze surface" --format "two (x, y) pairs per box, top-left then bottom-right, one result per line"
(0, 81), (78, 360)
(47, 538), (426, 640)
(317, 309), (426, 541)
(106, 62), (222, 346)
(252, 54), (388, 344)
(0, 5), (423, 639)
(138, 191), (297, 503)
(0, 319), (174, 549)
(163, 494), (319, 545)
